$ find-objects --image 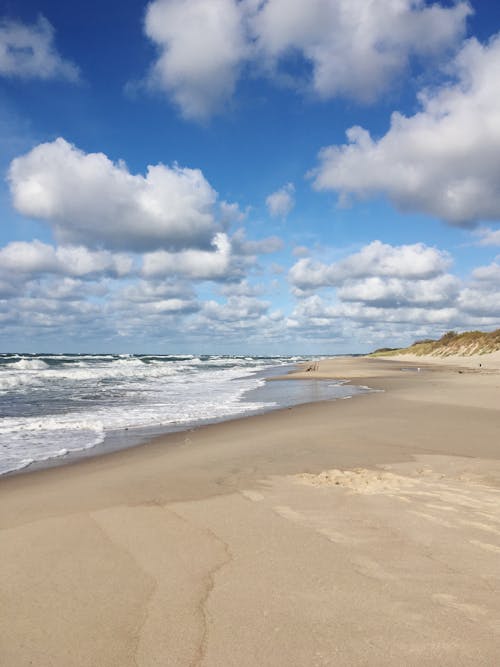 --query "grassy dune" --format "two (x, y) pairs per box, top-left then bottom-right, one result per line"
(371, 329), (500, 357)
